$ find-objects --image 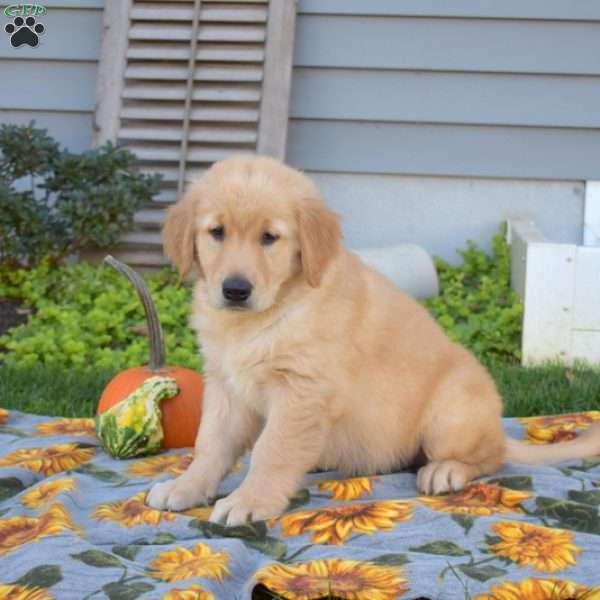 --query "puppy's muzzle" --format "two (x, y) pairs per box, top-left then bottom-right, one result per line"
(222, 276), (253, 308)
